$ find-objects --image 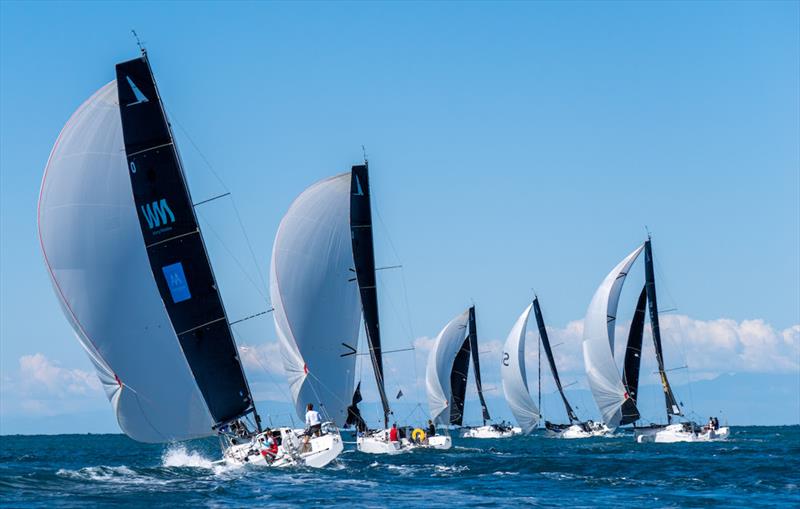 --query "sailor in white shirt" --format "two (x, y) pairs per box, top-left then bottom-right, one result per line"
(303, 403), (322, 451)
